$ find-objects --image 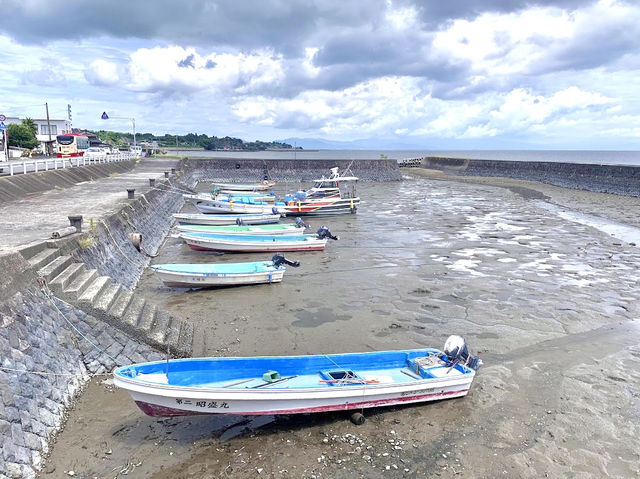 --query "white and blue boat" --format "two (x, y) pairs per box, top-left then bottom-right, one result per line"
(150, 254), (300, 288)
(175, 223), (306, 236)
(173, 213), (281, 226)
(113, 336), (482, 418)
(180, 226), (338, 253)
(184, 194), (286, 215)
